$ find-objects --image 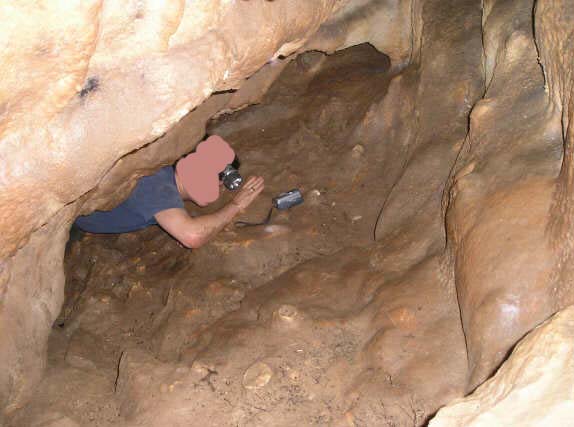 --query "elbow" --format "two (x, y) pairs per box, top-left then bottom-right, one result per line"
(180, 233), (206, 249)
